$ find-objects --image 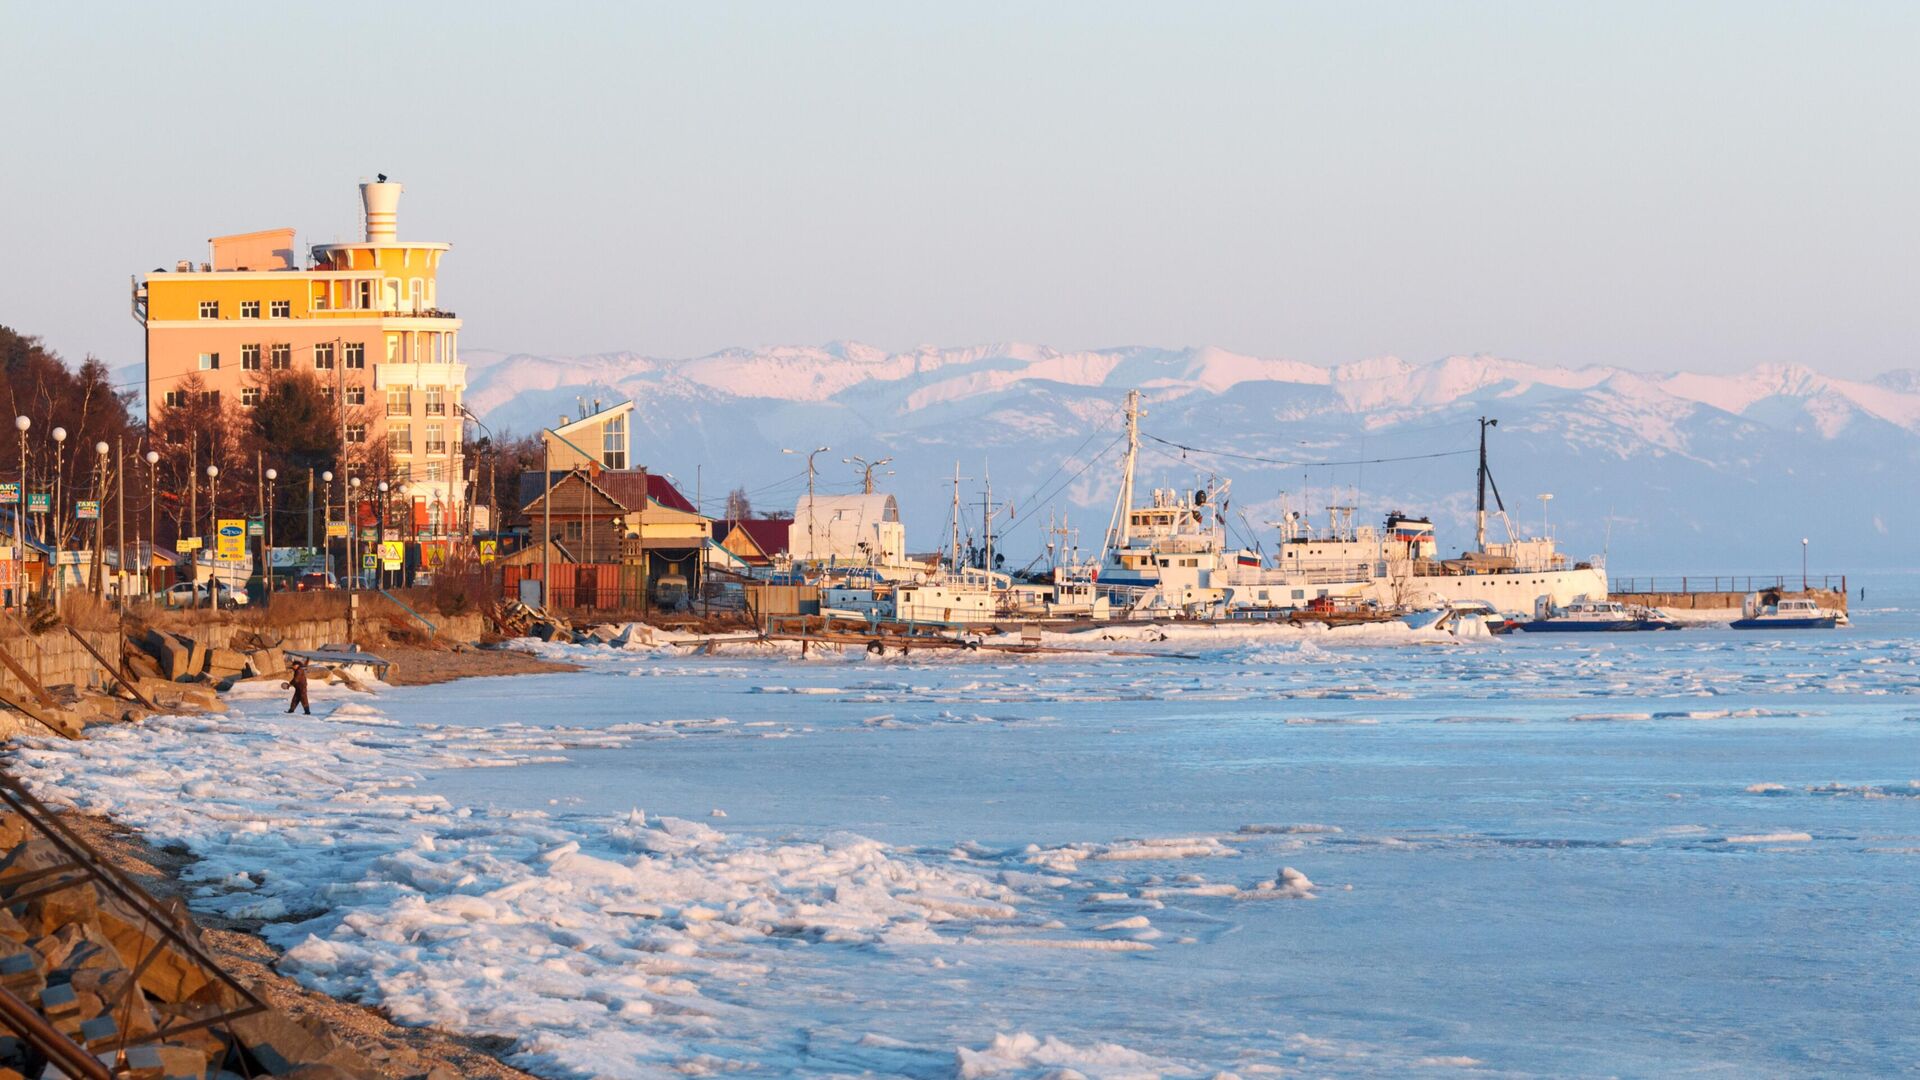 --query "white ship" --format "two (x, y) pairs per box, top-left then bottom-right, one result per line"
(1082, 391), (1608, 617)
